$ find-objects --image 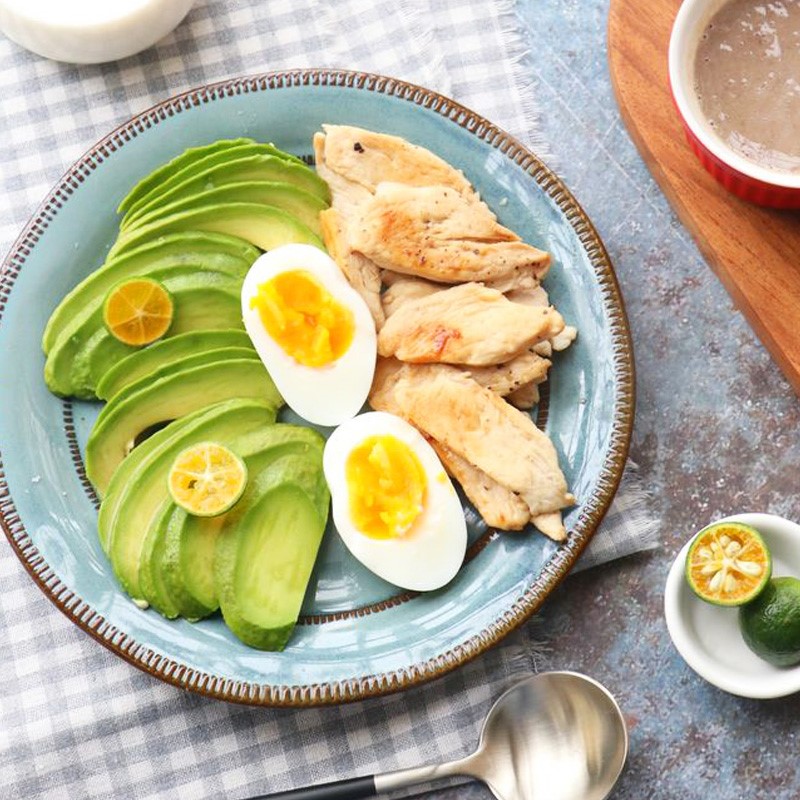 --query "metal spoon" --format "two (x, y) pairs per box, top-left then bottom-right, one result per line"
(256, 671), (628, 800)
